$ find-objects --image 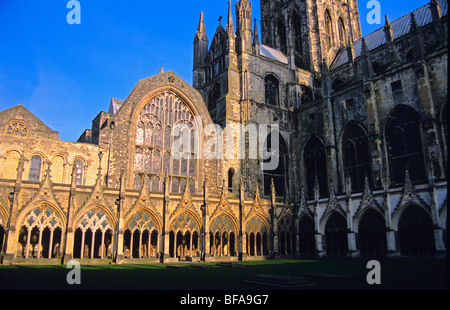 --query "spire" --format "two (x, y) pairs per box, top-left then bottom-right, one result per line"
(193, 11), (209, 71)
(226, 0), (235, 34)
(430, 0), (442, 21)
(410, 12), (419, 32)
(253, 18), (260, 56)
(253, 18), (259, 45)
(195, 11), (208, 42)
(361, 37), (369, 56)
(158, 62), (164, 75)
(384, 15), (394, 42)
